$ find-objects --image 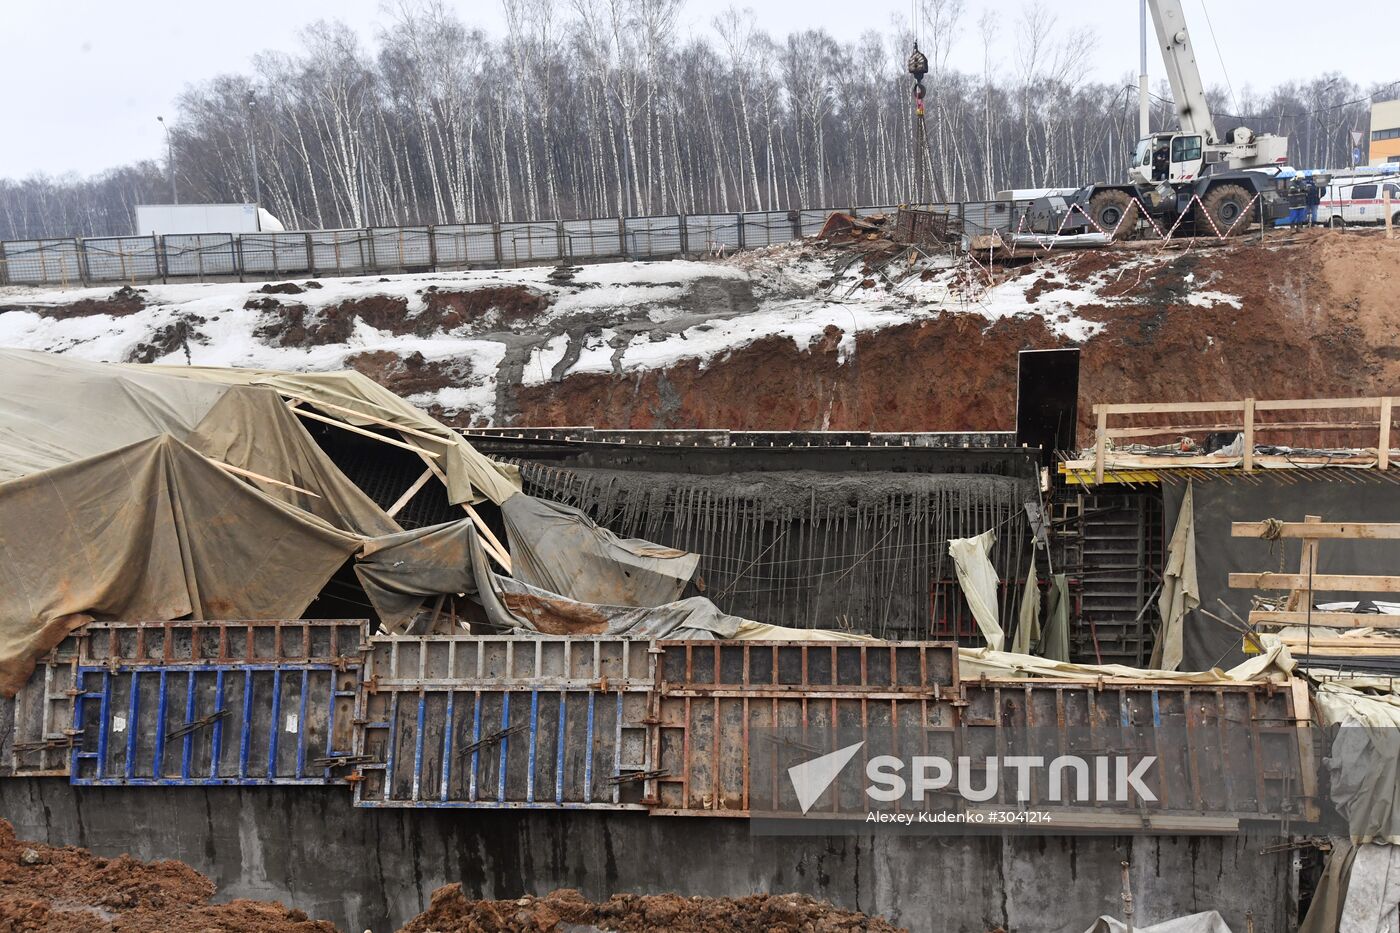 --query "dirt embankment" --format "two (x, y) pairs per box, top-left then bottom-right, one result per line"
(0, 819), (334, 932)
(398, 885), (907, 933)
(513, 230), (1400, 442)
